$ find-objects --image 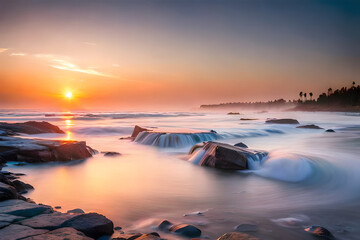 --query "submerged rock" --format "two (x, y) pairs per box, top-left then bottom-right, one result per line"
(61, 213), (114, 238)
(189, 142), (267, 170)
(265, 118), (299, 124)
(158, 220), (173, 231)
(296, 124), (323, 129)
(102, 151), (121, 157)
(234, 142), (248, 148)
(227, 112), (240, 115)
(0, 121), (64, 134)
(240, 118), (258, 121)
(22, 227), (92, 240)
(325, 129), (335, 133)
(305, 225), (335, 240)
(234, 223), (258, 232)
(67, 208), (85, 214)
(169, 224), (202, 238)
(217, 232), (259, 240)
